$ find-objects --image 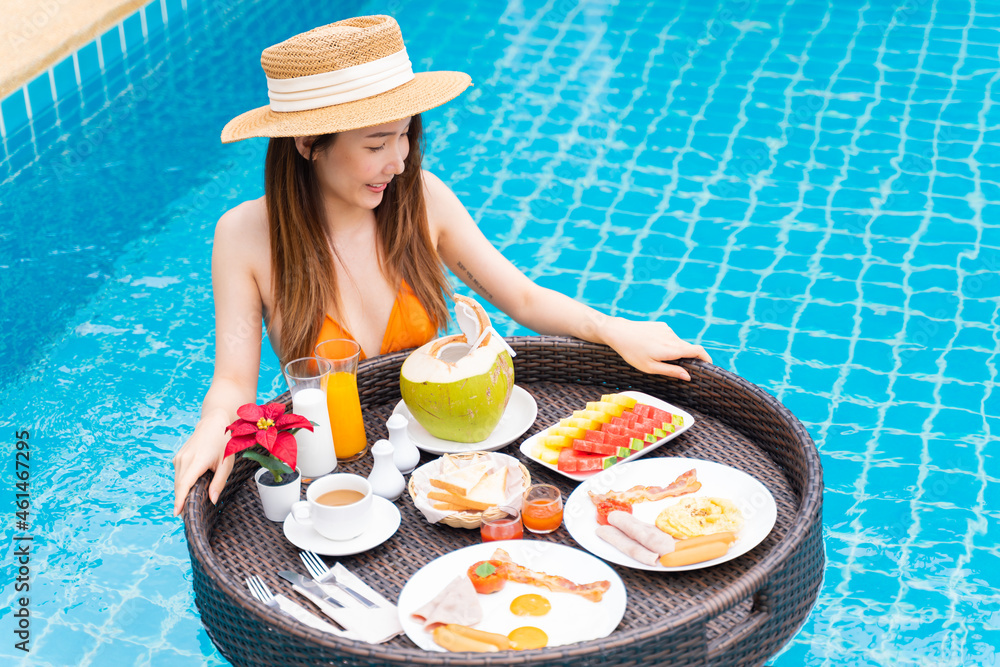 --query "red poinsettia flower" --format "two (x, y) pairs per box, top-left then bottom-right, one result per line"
(224, 402), (313, 470)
